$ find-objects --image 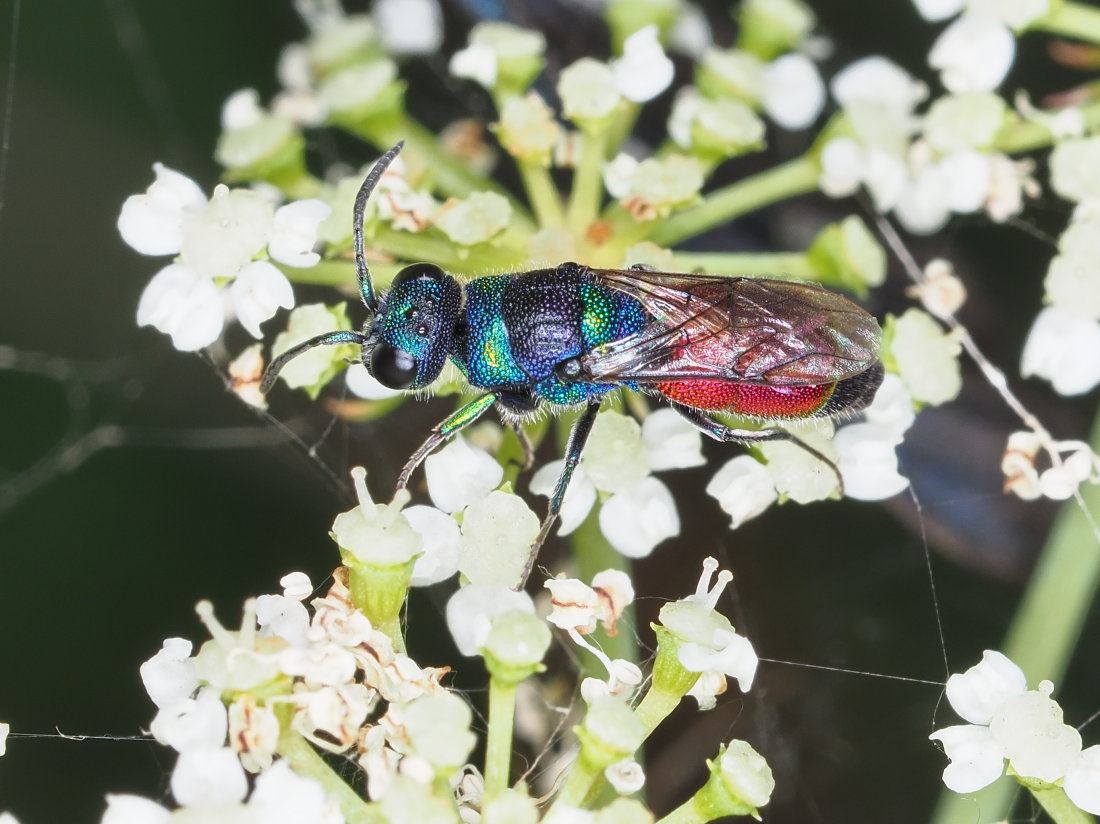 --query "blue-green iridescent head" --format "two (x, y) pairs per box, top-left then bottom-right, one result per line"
(365, 262), (462, 390)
